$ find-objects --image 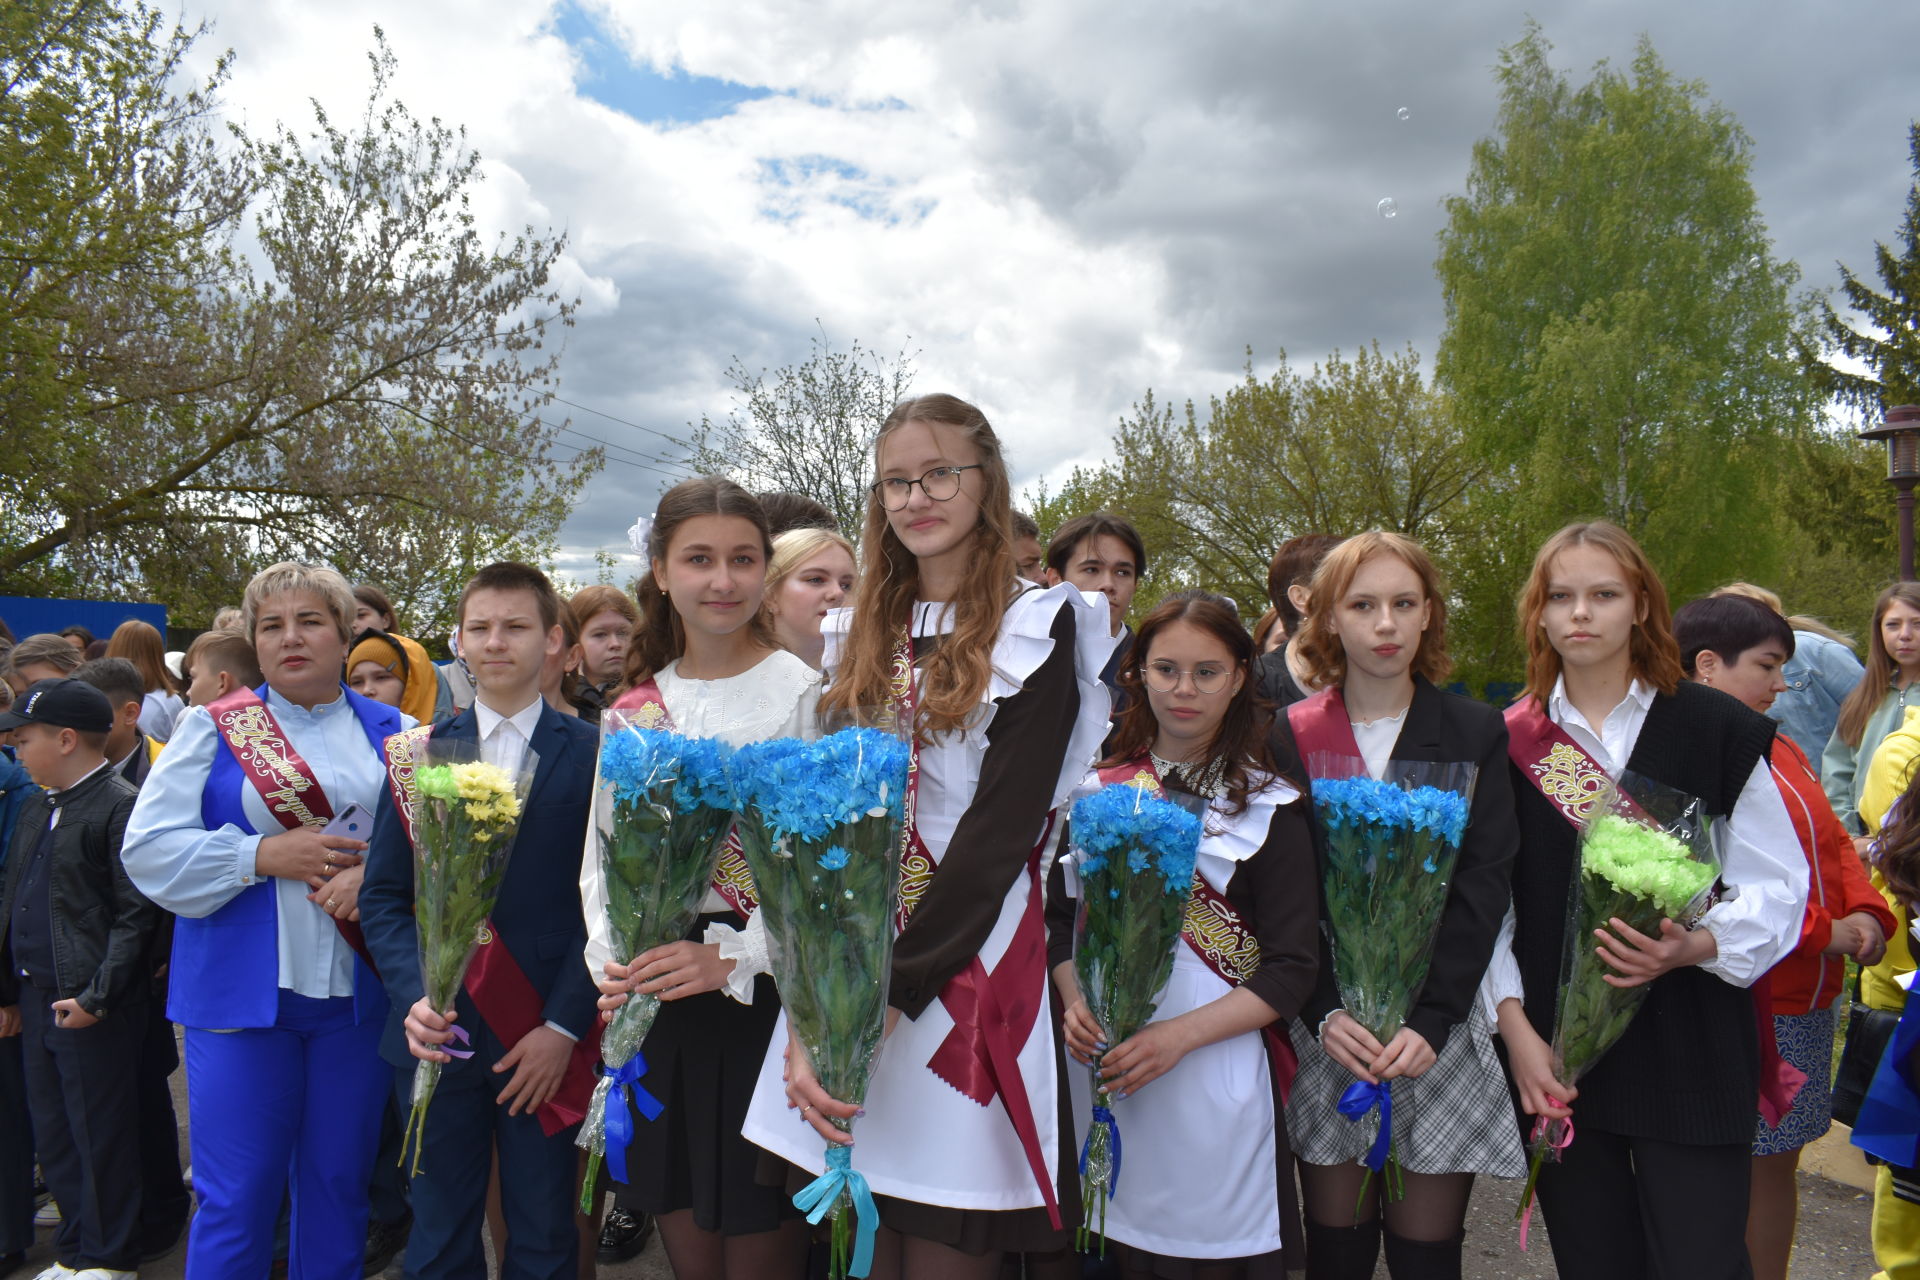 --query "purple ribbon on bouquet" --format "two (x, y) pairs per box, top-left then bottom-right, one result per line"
(443, 1025), (475, 1060)
(1336, 1079), (1393, 1173)
(602, 1051), (665, 1184)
